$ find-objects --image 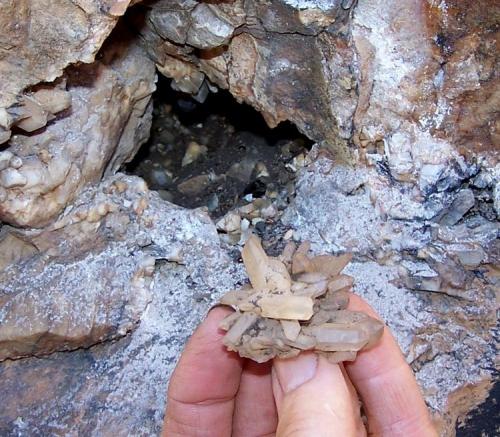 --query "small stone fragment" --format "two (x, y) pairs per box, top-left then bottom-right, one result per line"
(181, 141), (208, 167)
(439, 189), (475, 226)
(177, 174), (211, 196)
(216, 211), (241, 233)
